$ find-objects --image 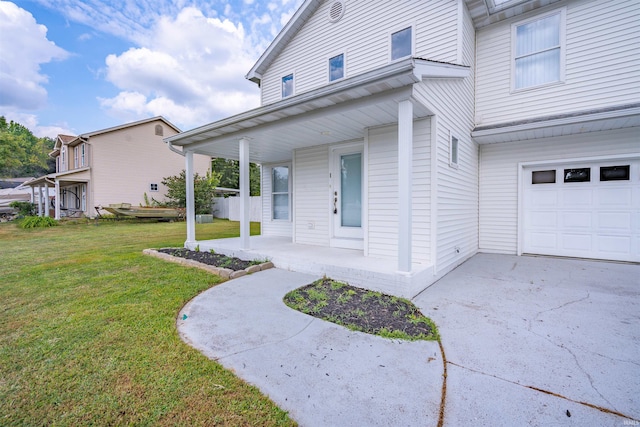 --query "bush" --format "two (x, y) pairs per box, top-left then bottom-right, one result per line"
(19, 216), (58, 229)
(160, 170), (220, 215)
(9, 201), (35, 217)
